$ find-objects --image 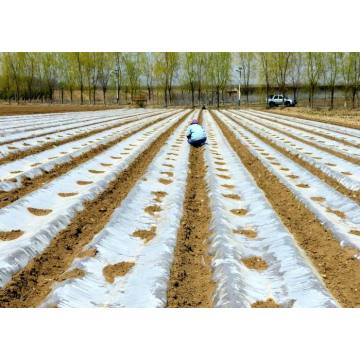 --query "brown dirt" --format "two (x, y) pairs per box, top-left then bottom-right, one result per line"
(230, 208), (248, 216)
(27, 207), (52, 216)
(88, 169), (105, 174)
(217, 174), (231, 179)
(311, 196), (326, 202)
(0, 112), (187, 308)
(242, 256), (268, 270)
(160, 171), (174, 177)
(0, 118), (167, 209)
(132, 226), (157, 243)
(152, 191), (167, 203)
(251, 298), (281, 308)
(103, 262), (135, 283)
(167, 112), (215, 308)
(213, 110), (360, 308)
(221, 184), (235, 189)
(158, 178), (173, 185)
(0, 230), (24, 241)
(222, 193), (241, 200)
(225, 114), (360, 204)
(144, 205), (162, 216)
(77, 181), (93, 186)
(58, 192), (79, 197)
(58, 268), (85, 282)
(326, 208), (346, 219)
(0, 110), (172, 166)
(78, 248), (98, 258)
(233, 228), (258, 239)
